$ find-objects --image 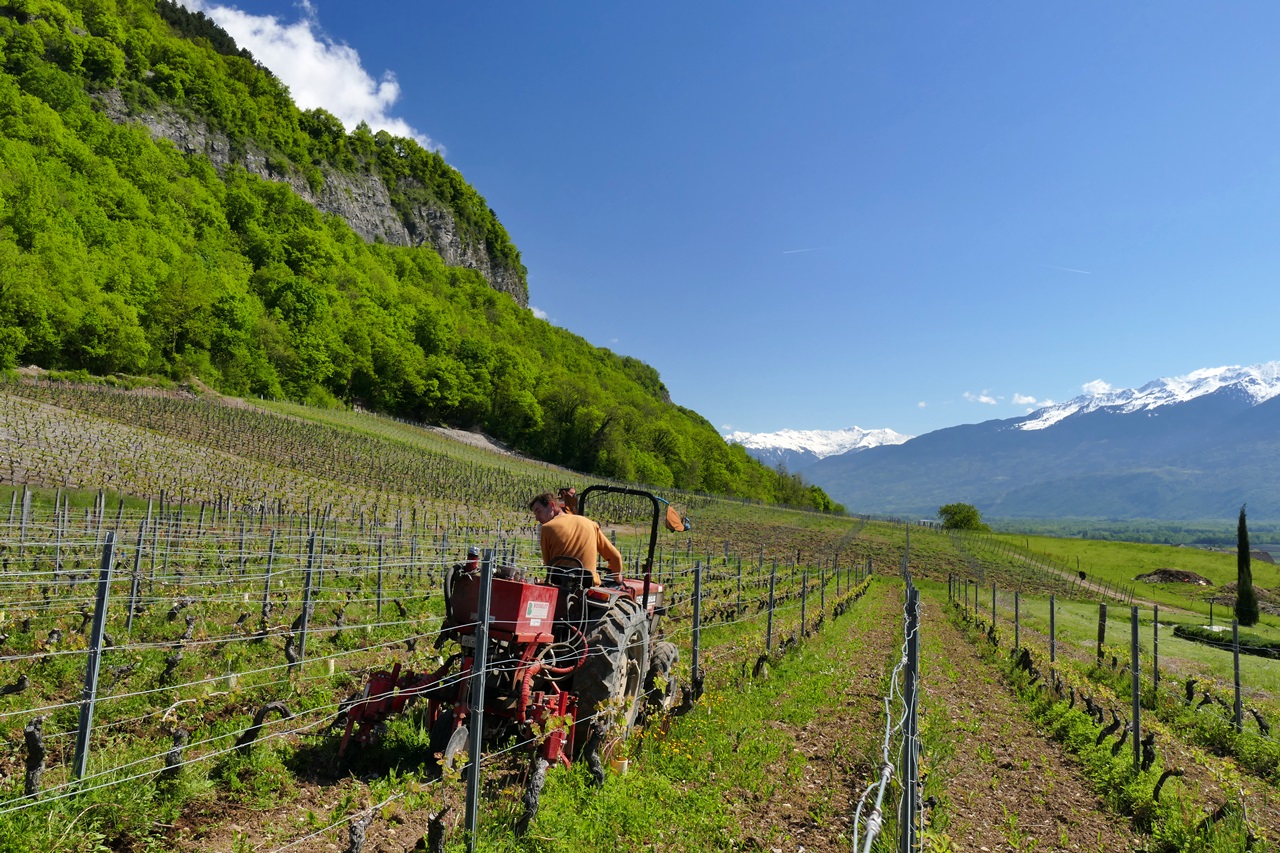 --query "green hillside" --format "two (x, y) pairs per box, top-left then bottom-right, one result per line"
(0, 0), (840, 510)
